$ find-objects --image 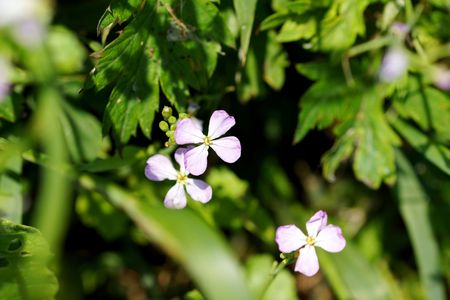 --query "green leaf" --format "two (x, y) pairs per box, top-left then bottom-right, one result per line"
(390, 116), (450, 176)
(0, 93), (20, 123)
(395, 151), (446, 300)
(59, 101), (103, 163)
(0, 219), (58, 300)
(393, 80), (450, 141)
(233, 0), (257, 65)
(293, 77), (359, 143)
(75, 191), (128, 241)
(47, 26), (86, 74)
(245, 255), (297, 300)
(0, 153), (22, 224)
(263, 31), (289, 90)
(319, 243), (396, 300)
(81, 176), (253, 300)
(93, 0), (226, 144)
